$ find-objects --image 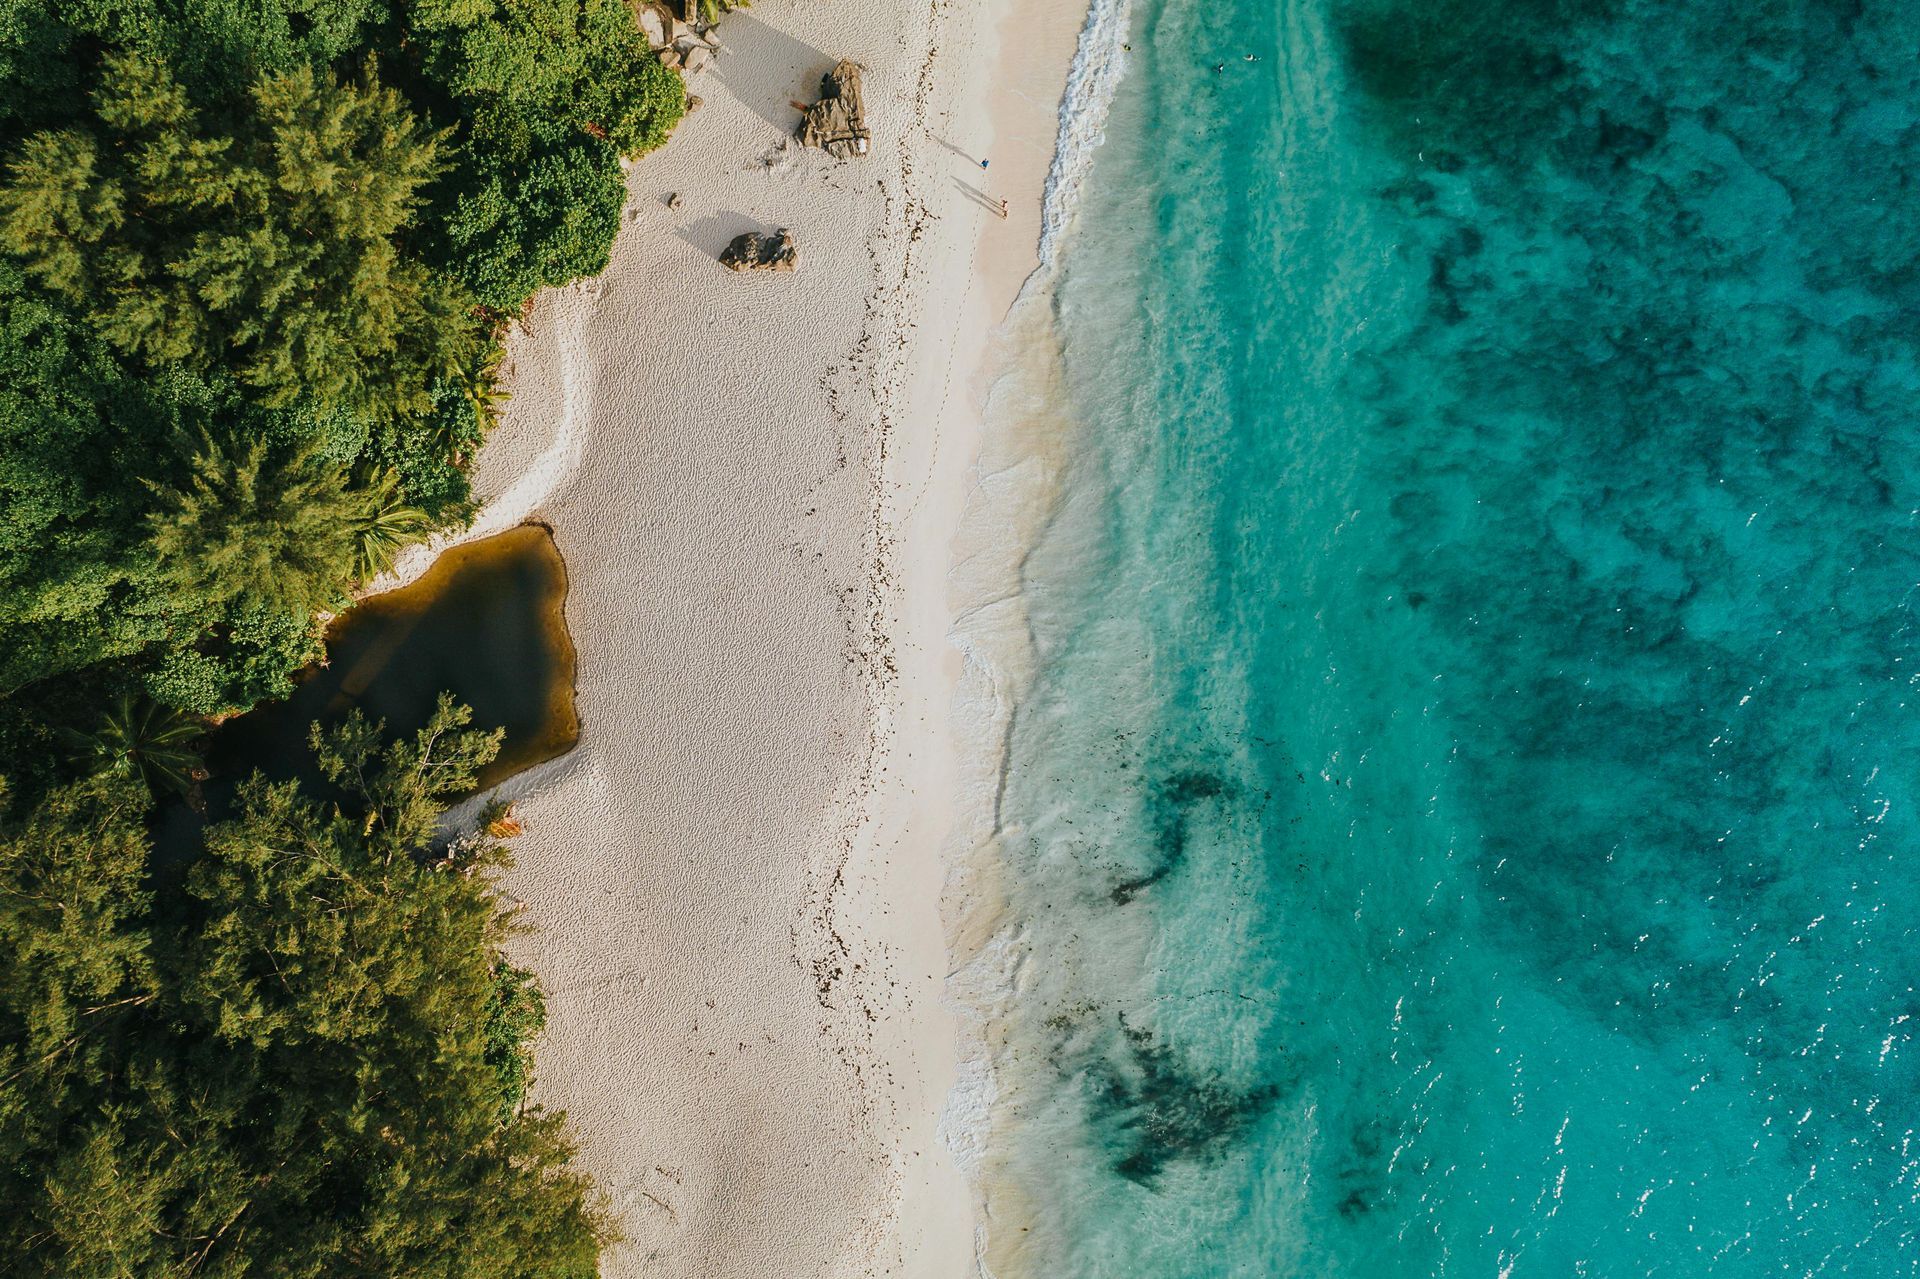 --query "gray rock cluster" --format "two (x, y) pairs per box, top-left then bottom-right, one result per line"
(798, 60), (870, 159)
(719, 229), (800, 274)
(636, 3), (722, 73)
